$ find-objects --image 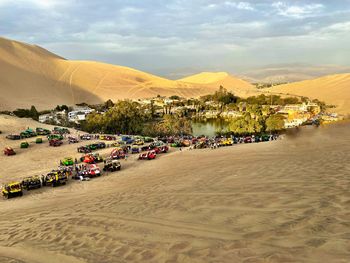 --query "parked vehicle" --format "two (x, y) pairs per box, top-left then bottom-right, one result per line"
(81, 154), (95, 164)
(121, 136), (134, 144)
(21, 176), (42, 190)
(68, 137), (79, 144)
(2, 182), (23, 199)
(244, 137), (252, 143)
(43, 171), (68, 187)
(133, 139), (144, 146)
(96, 142), (106, 149)
(100, 135), (116, 141)
(62, 157), (74, 166)
(49, 139), (63, 147)
(4, 147), (16, 156)
(36, 137), (43, 144)
(170, 142), (182, 147)
(141, 146), (151, 152)
(158, 145), (169, 153)
(92, 153), (104, 163)
(77, 146), (91, 153)
(219, 138), (233, 146)
(110, 148), (125, 159)
(131, 147), (140, 154)
(80, 134), (93, 140)
(20, 129), (37, 138)
(144, 137), (154, 143)
(20, 141), (29, 148)
(87, 144), (98, 151)
(139, 151), (156, 160)
(182, 140), (191, 147)
(48, 134), (63, 140)
(36, 127), (51, 135)
(53, 127), (70, 134)
(82, 164), (101, 178)
(6, 134), (21, 140)
(103, 159), (121, 172)
(111, 142), (121, 147)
